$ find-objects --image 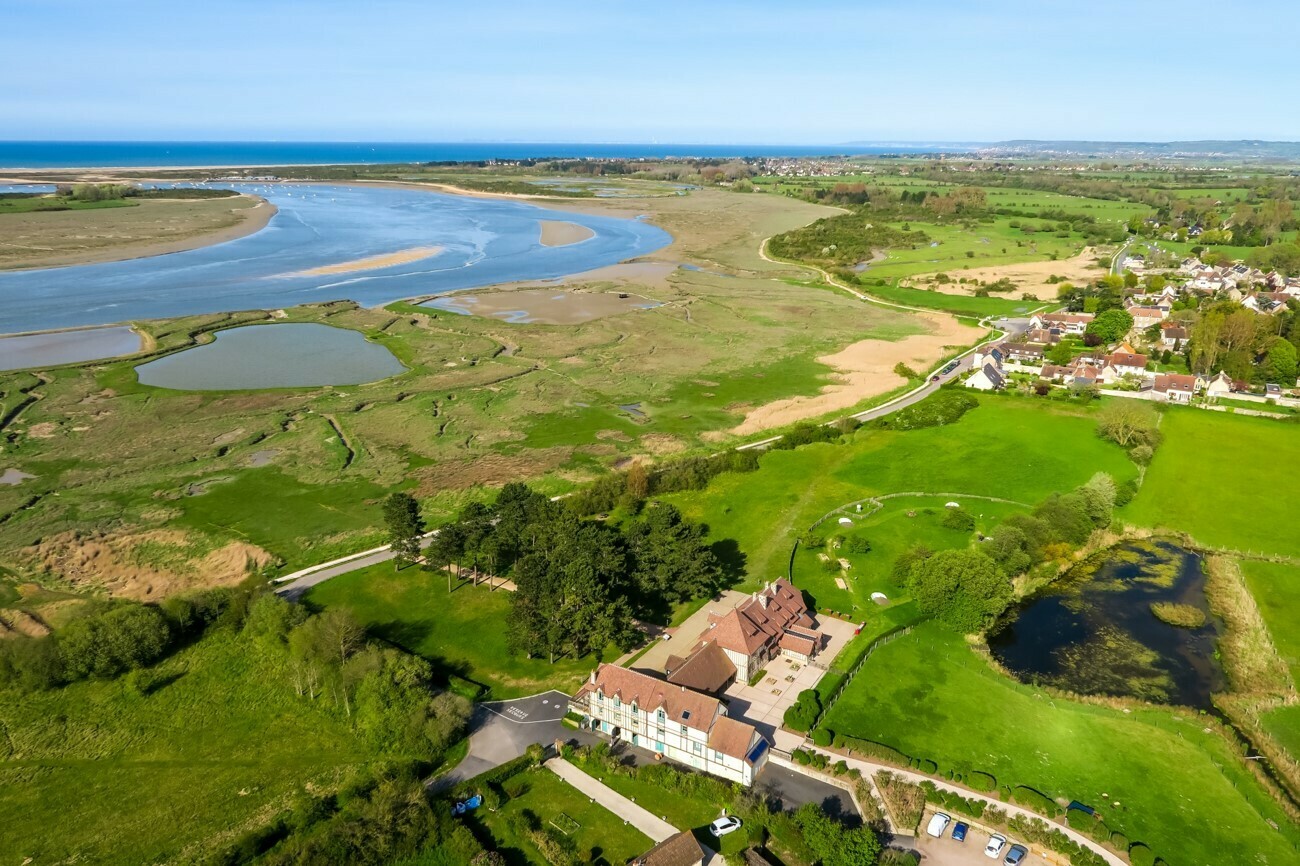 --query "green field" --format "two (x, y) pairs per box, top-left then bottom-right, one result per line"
(1239, 560), (1300, 679)
(305, 564), (611, 698)
(0, 195), (136, 214)
(0, 632), (368, 864)
(794, 495), (1027, 617)
(859, 280), (1047, 318)
(667, 395), (1137, 584)
(1124, 409), (1300, 558)
(470, 767), (653, 864)
(821, 623), (1300, 866)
